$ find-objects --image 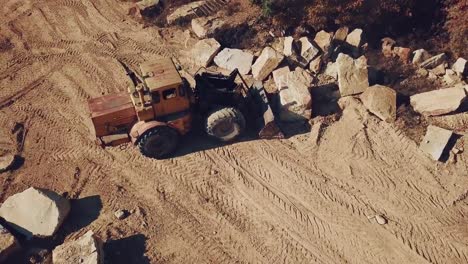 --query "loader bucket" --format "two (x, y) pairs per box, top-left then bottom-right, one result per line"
(249, 81), (284, 139)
